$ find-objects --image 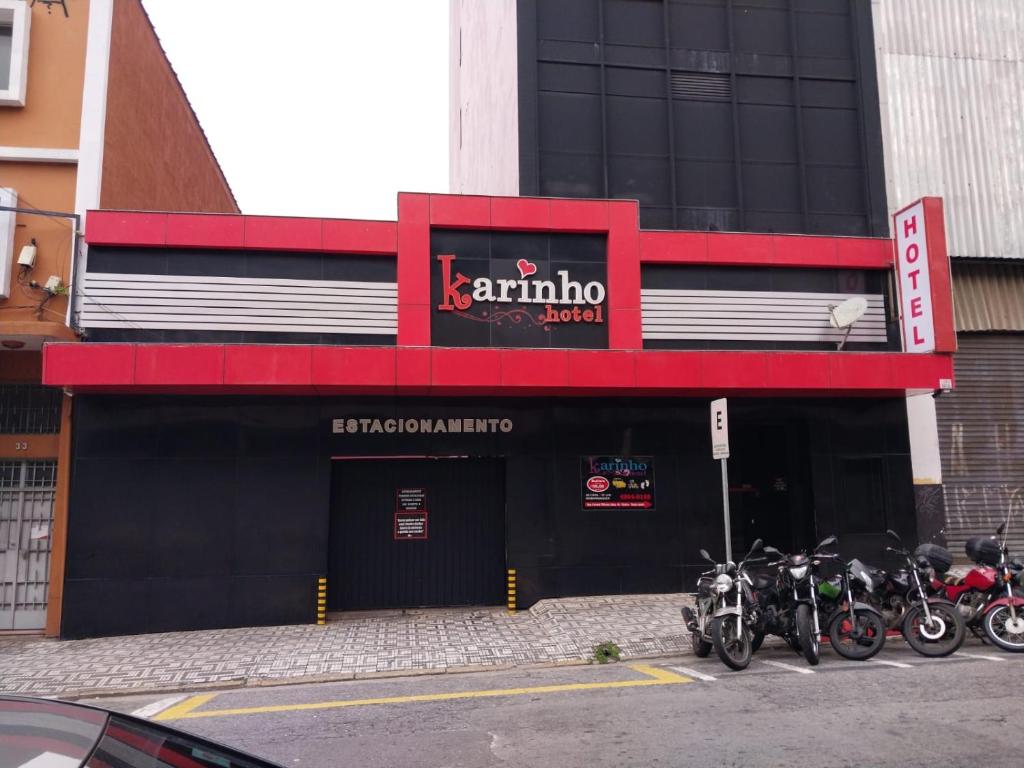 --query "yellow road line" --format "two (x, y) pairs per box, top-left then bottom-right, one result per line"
(158, 664), (691, 721)
(153, 693), (219, 722)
